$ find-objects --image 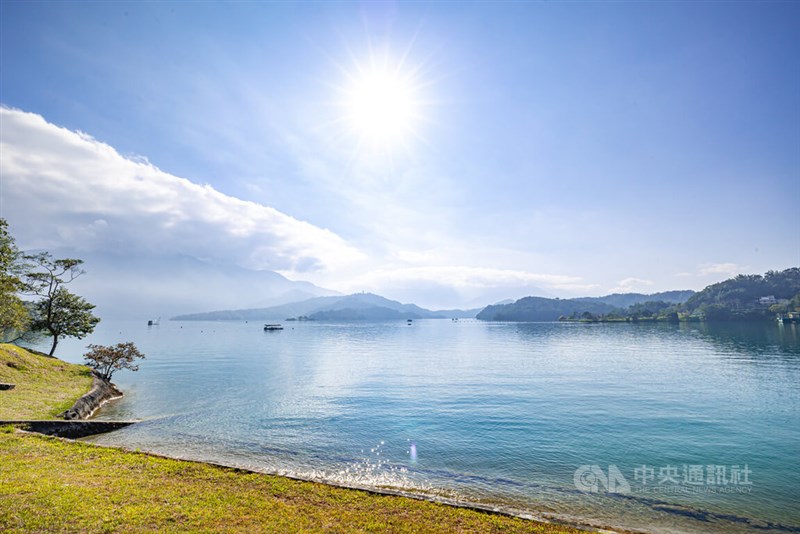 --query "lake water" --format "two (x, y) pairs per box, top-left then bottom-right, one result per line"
(45, 319), (800, 533)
